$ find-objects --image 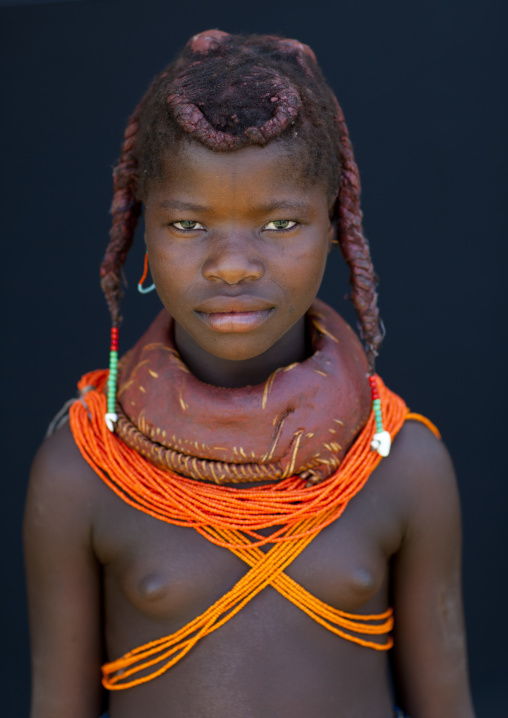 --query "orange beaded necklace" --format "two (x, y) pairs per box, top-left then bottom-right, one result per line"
(70, 369), (437, 690)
